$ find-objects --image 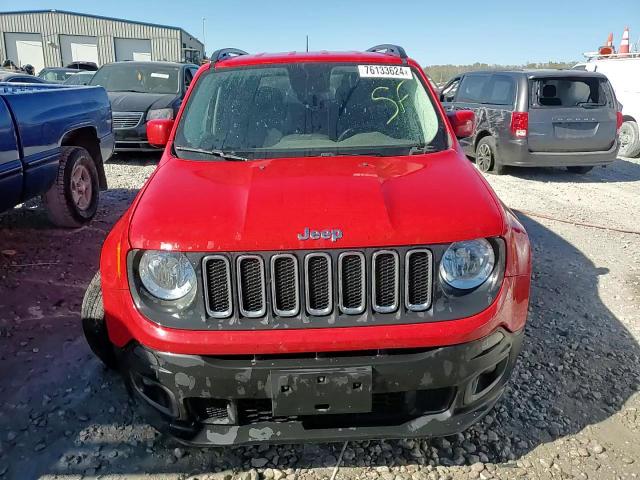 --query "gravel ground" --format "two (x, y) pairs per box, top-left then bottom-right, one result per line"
(0, 153), (639, 480)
